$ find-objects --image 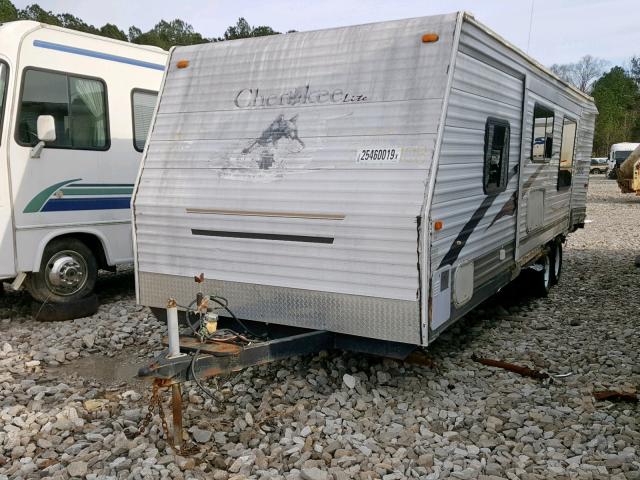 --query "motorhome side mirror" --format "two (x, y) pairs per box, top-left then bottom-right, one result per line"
(37, 115), (56, 142)
(30, 115), (56, 159)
